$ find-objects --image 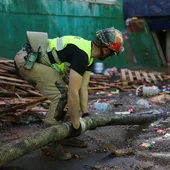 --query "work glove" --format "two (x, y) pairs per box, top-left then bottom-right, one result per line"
(82, 113), (89, 118)
(66, 123), (82, 138)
